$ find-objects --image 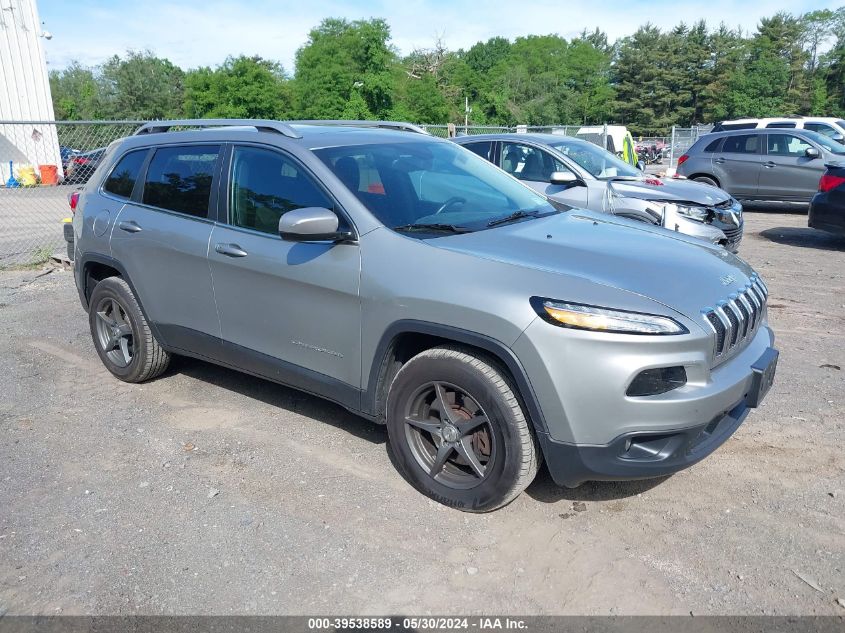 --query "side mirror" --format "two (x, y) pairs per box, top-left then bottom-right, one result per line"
(549, 171), (584, 187)
(805, 147), (820, 159)
(636, 161), (646, 172)
(832, 134), (844, 145)
(279, 207), (349, 242)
